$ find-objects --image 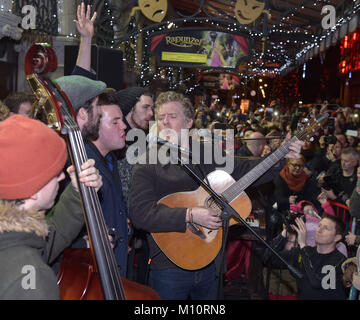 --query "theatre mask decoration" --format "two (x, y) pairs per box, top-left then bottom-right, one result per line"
(131, 0), (168, 23)
(234, 0), (270, 24)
